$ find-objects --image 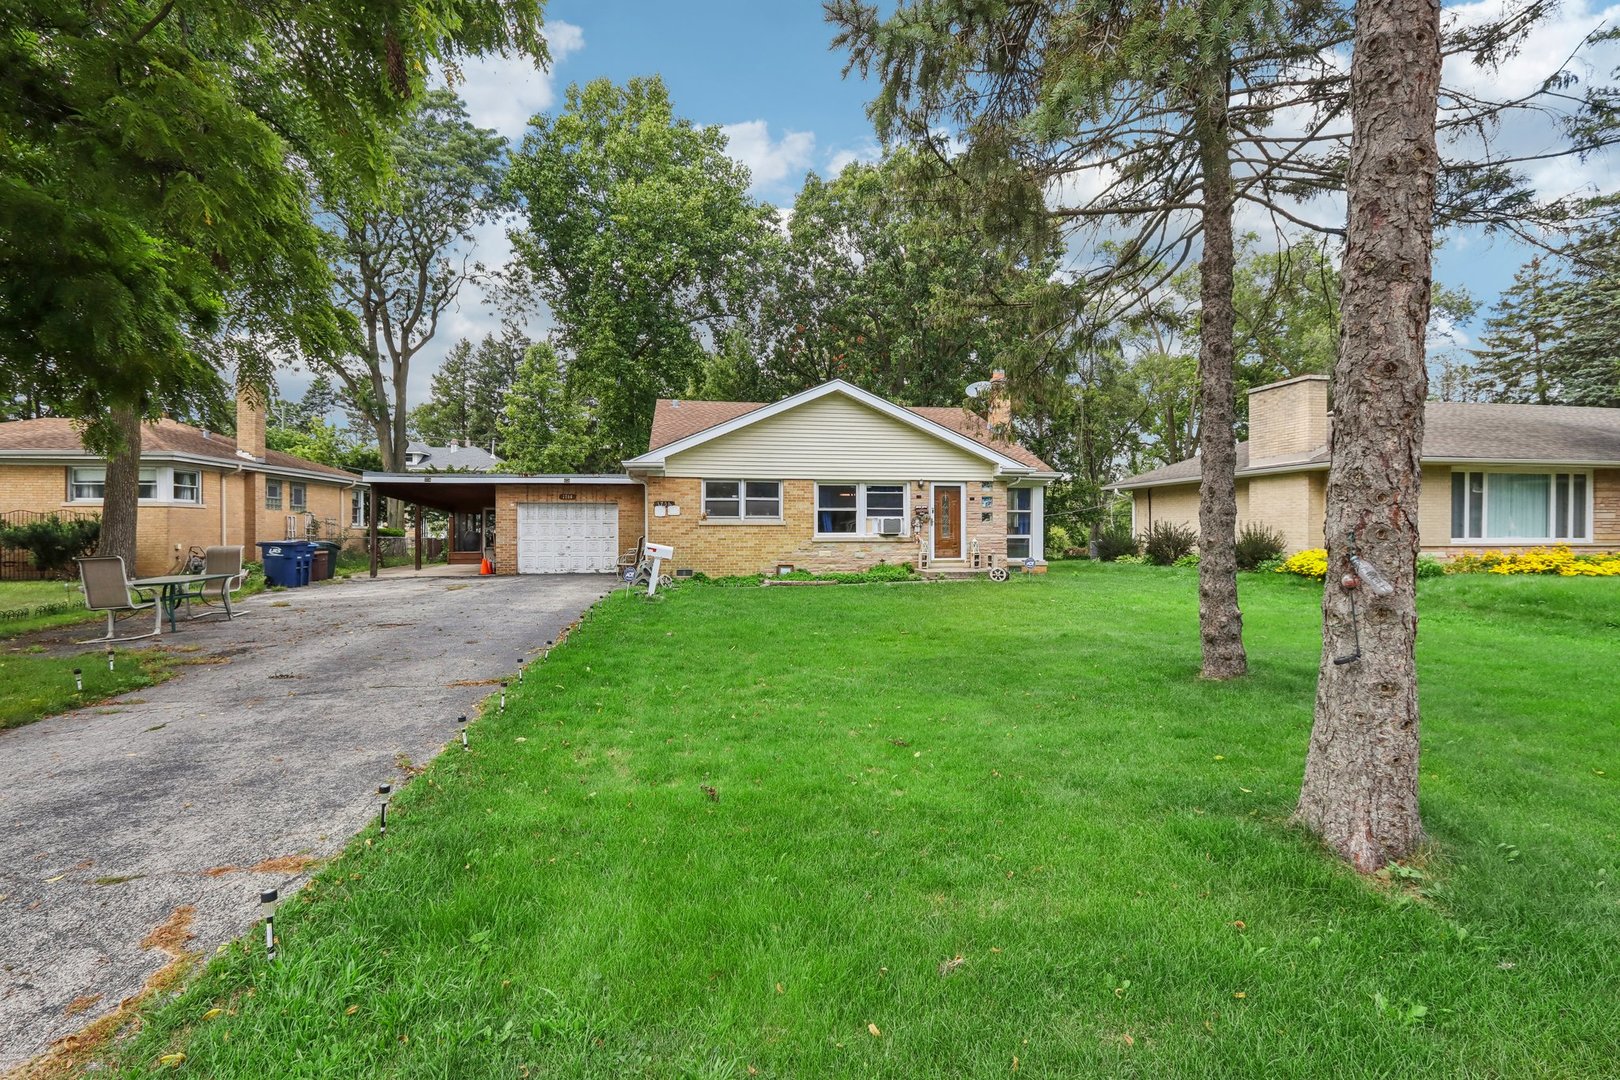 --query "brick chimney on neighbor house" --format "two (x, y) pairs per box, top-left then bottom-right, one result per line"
(1246, 374), (1329, 465)
(235, 379), (267, 462)
(987, 369), (1012, 434)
